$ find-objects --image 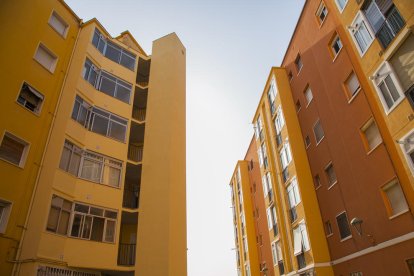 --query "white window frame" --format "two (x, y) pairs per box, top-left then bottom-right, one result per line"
(275, 106), (285, 134)
(0, 198), (12, 234)
(34, 43), (58, 73)
(400, 129), (414, 176)
(336, 211), (352, 241)
(48, 10), (69, 38)
(316, 1), (328, 25)
(349, 12), (375, 56)
(382, 179), (409, 217)
(313, 119), (325, 145)
(331, 34), (343, 59)
(0, 131), (30, 168)
(335, 0), (348, 13)
(16, 81), (44, 115)
(304, 86), (313, 107)
(372, 61), (405, 114)
(287, 177), (301, 207)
